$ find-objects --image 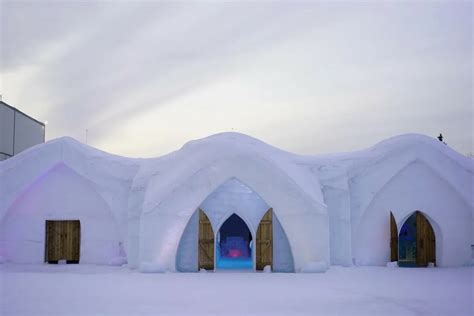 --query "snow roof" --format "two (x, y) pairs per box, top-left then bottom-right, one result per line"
(0, 136), (141, 222)
(1, 132), (472, 220)
(134, 132), (326, 210)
